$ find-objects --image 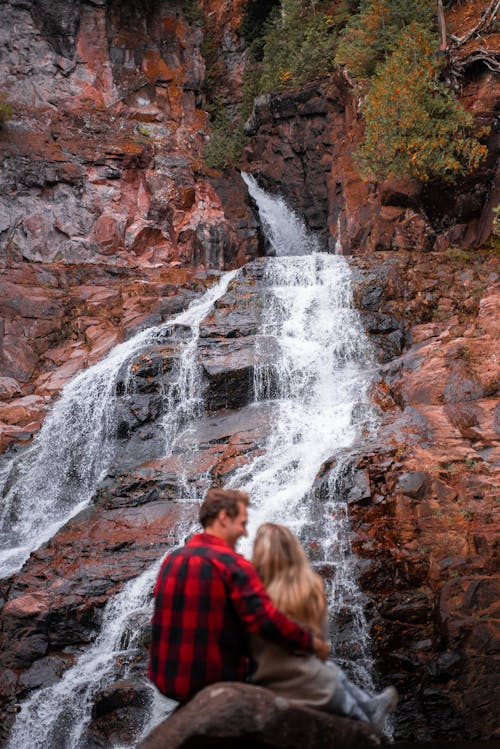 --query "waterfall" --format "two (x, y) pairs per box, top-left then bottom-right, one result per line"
(6, 176), (379, 747)
(0, 271), (237, 579)
(243, 174), (321, 257)
(234, 173), (376, 688)
(6, 556), (175, 749)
